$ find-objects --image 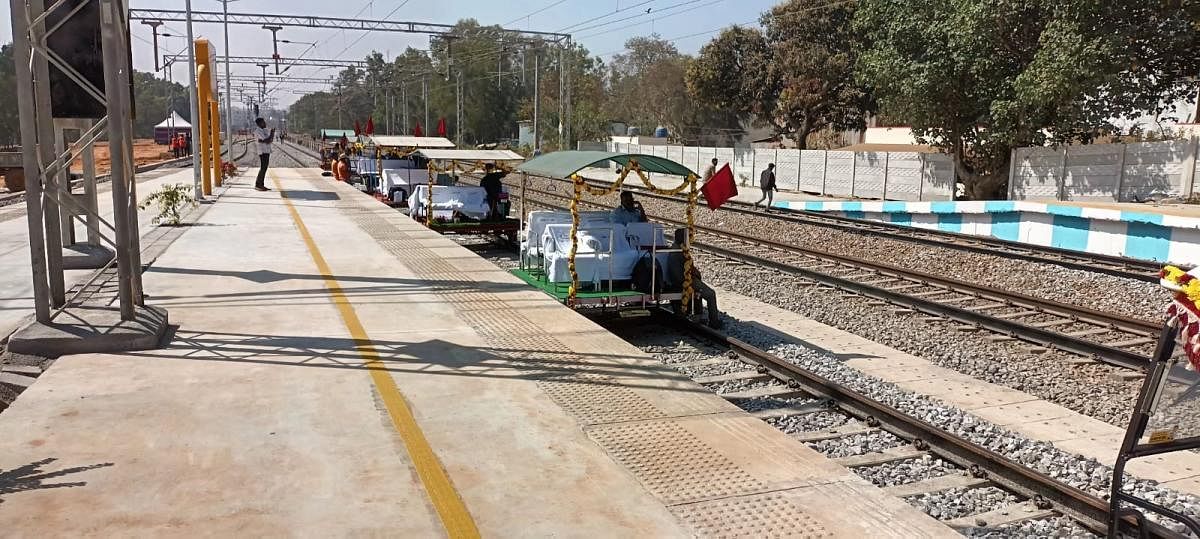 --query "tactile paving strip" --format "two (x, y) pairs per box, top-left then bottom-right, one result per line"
(586, 420), (766, 504)
(671, 492), (833, 538)
(540, 376), (667, 425)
